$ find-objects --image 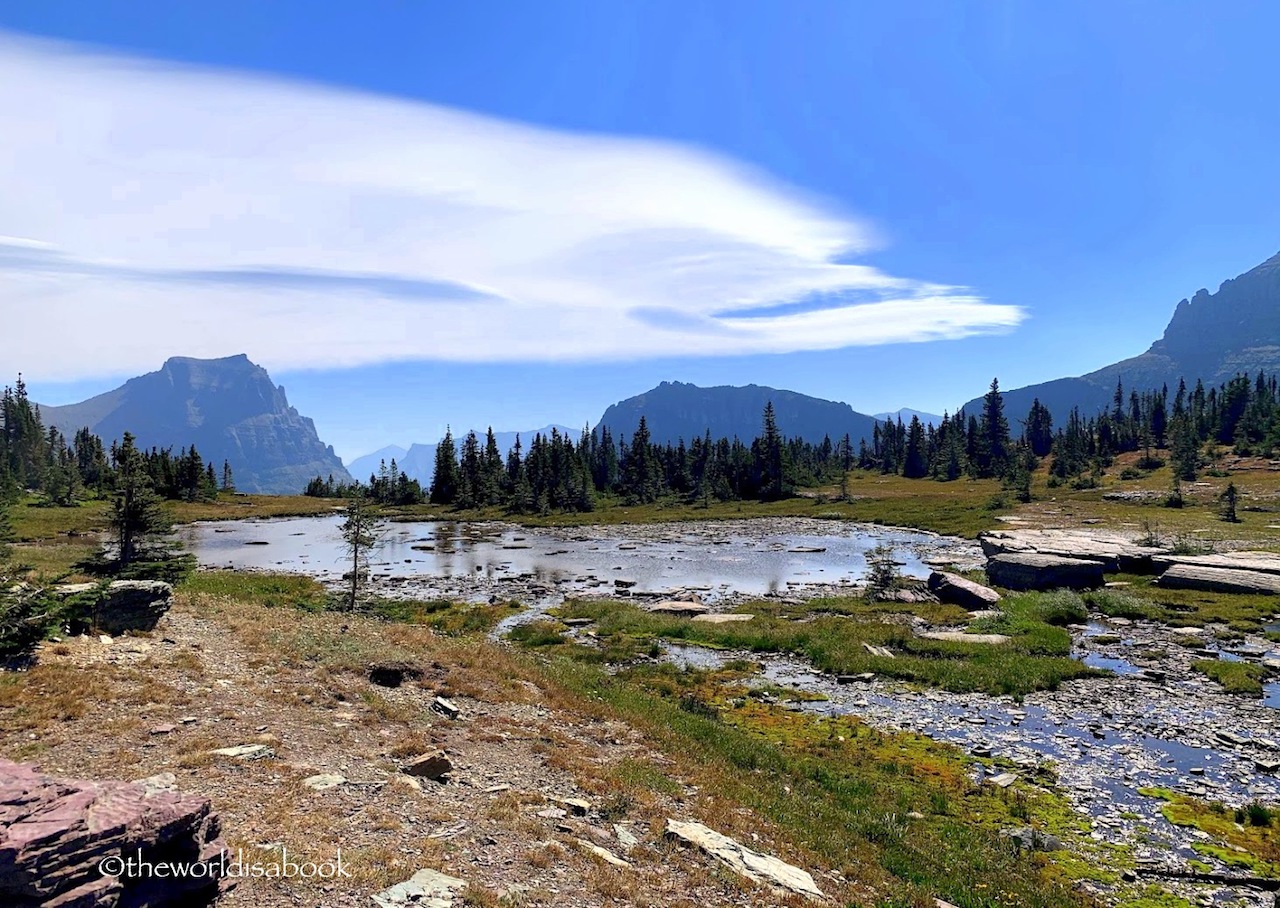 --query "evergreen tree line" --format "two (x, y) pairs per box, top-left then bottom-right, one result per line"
(307, 403), (850, 514)
(857, 372), (1280, 490)
(1, 375), (236, 507)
